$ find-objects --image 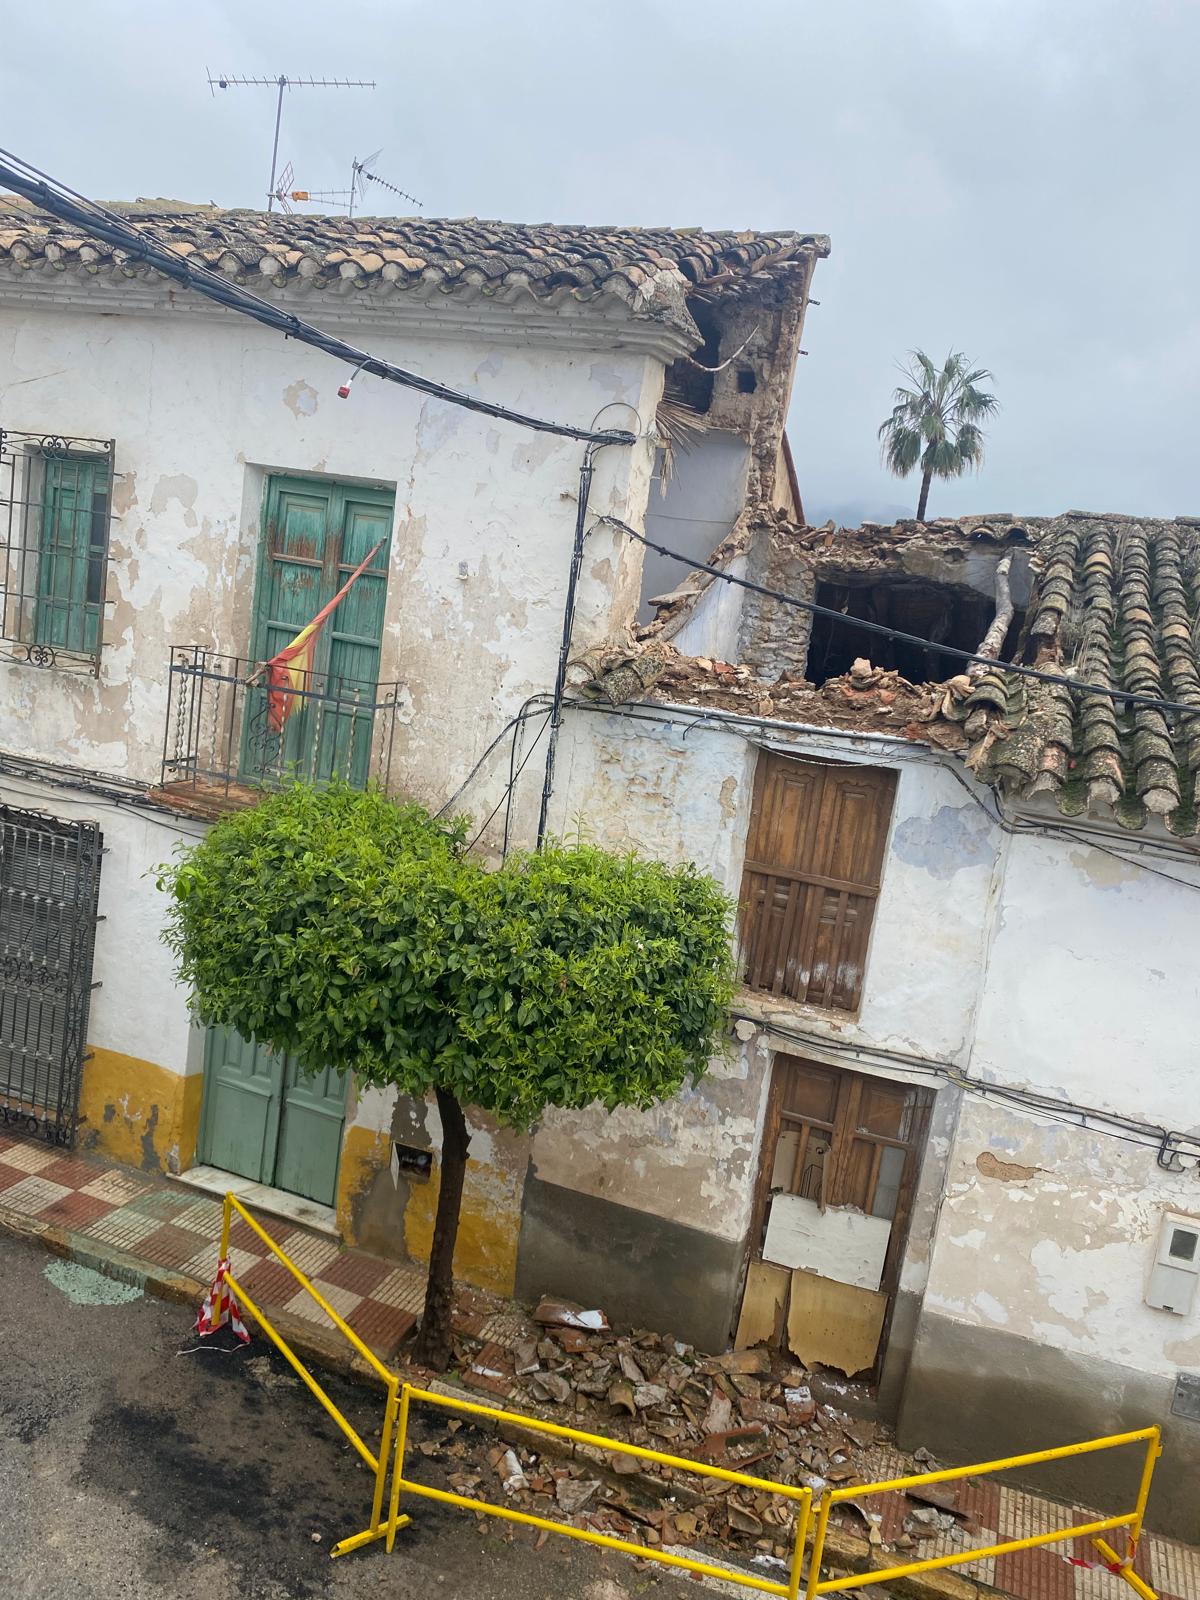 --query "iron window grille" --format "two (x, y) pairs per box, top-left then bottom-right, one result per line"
(0, 429), (116, 675)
